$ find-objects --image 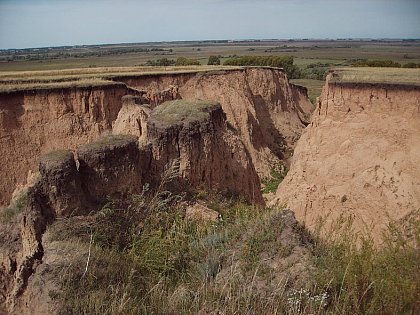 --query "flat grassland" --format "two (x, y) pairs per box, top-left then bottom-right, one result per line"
(331, 67), (420, 86)
(2, 40), (419, 71)
(1, 40), (419, 98)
